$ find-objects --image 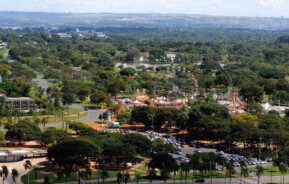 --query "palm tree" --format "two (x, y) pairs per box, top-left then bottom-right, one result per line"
(56, 171), (64, 182)
(225, 160), (236, 183)
(147, 169), (156, 184)
(117, 172), (123, 184)
(100, 170), (109, 184)
(255, 165), (264, 184)
(240, 161), (249, 184)
(23, 160), (32, 184)
(180, 163), (191, 184)
(135, 173), (141, 184)
(78, 171), (86, 184)
(58, 109), (65, 129)
(123, 173), (130, 184)
(11, 168), (19, 182)
(0, 117), (3, 130)
(279, 163), (288, 184)
(1, 165), (9, 184)
(179, 166), (184, 184)
(85, 167), (92, 179)
(44, 176), (50, 184)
